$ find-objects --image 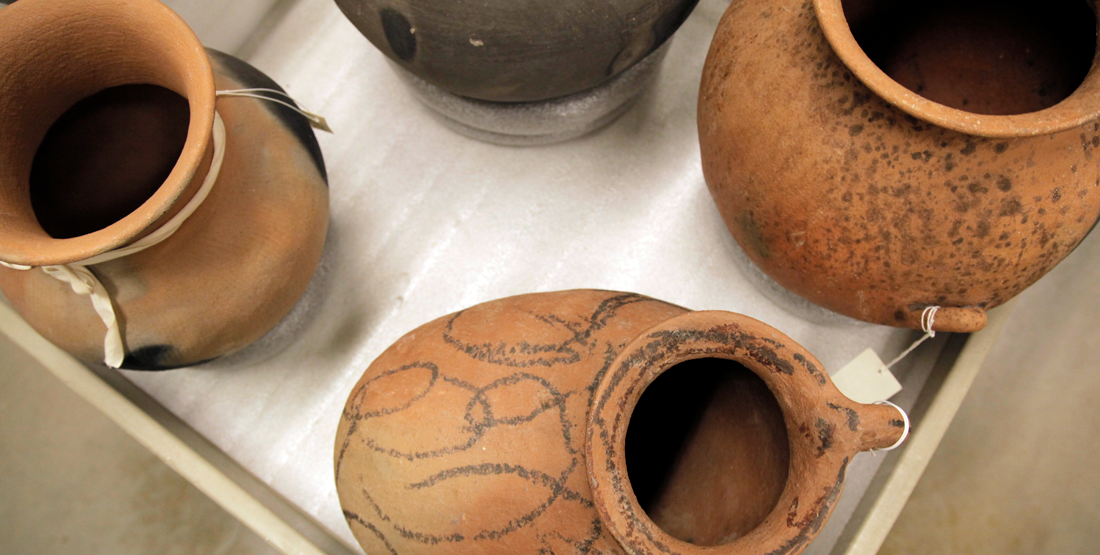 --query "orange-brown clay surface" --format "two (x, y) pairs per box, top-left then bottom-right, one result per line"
(335, 290), (905, 555)
(698, 0), (1100, 332)
(0, 0), (328, 369)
